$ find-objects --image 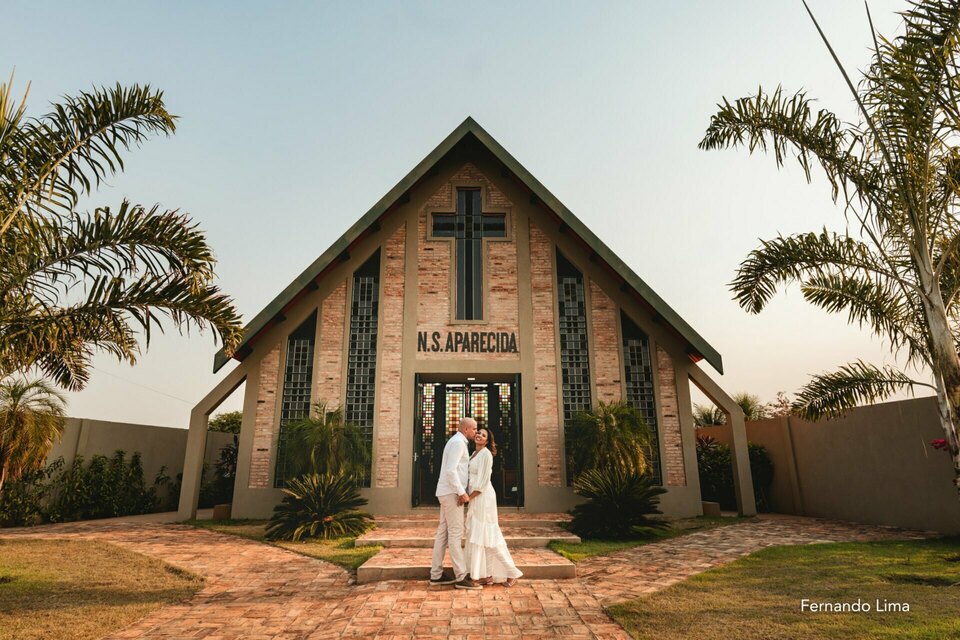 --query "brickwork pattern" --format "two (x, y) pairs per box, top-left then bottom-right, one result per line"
(589, 280), (622, 404)
(417, 163), (520, 360)
(0, 522), (630, 639)
(375, 223), (405, 488)
(530, 222), (563, 487)
(248, 345), (280, 489)
(315, 280), (346, 408)
(577, 514), (932, 606)
(656, 346), (687, 486)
